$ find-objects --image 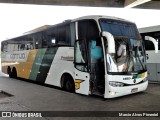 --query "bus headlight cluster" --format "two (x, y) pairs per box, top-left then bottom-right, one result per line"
(109, 81), (124, 87)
